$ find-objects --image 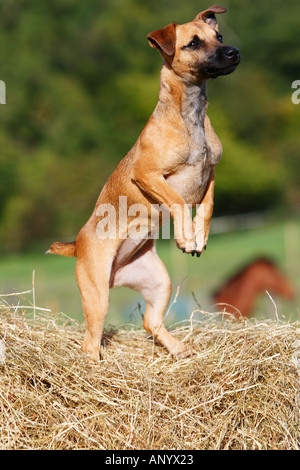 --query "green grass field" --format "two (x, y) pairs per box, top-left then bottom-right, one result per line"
(0, 218), (299, 326)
